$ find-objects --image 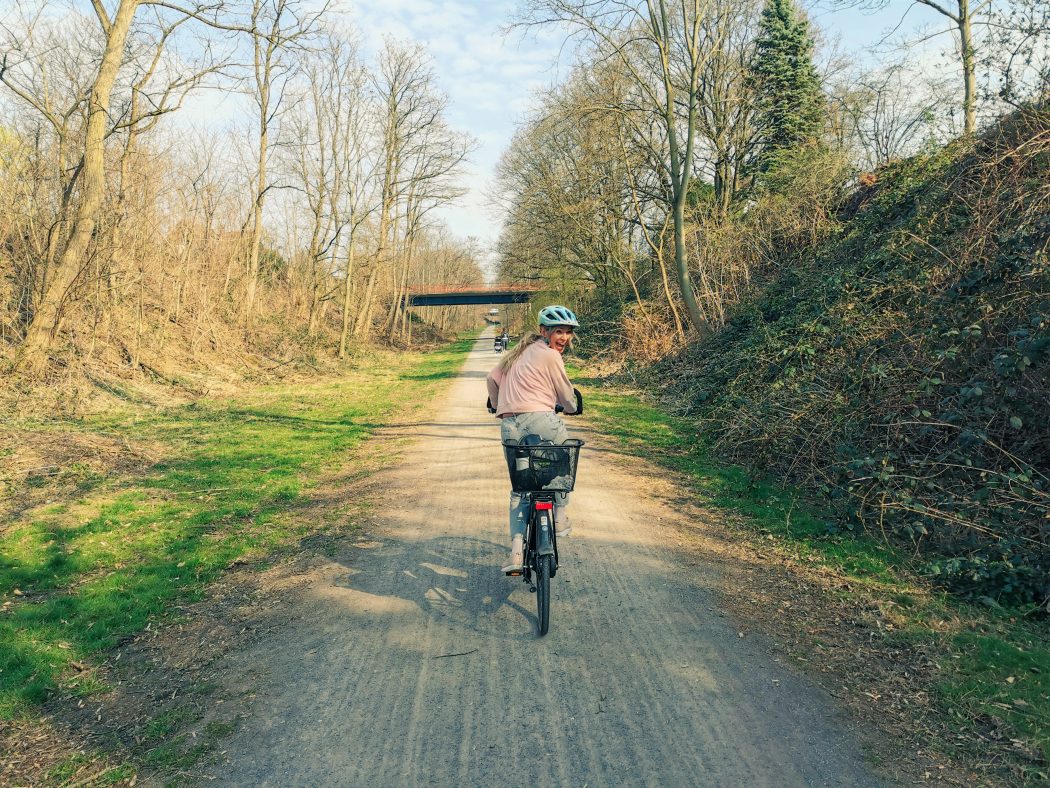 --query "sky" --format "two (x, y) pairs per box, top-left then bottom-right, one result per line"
(346, 0), (573, 257)
(174, 0), (960, 256)
(339, 0), (957, 248)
